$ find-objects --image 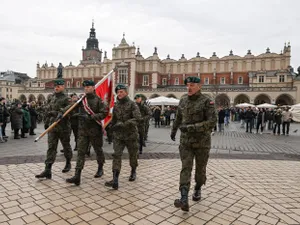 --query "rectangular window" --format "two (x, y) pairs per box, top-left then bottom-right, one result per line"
(279, 75), (285, 82)
(221, 77), (225, 84)
(174, 78), (179, 85)
(238, 76), (243, 84)
(118, 69), (128, 84)
(204, 77), (209, 85)
(258, 76), (264, 83)
(142, 75), (149, 86)
(162, 78), (167, 86)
